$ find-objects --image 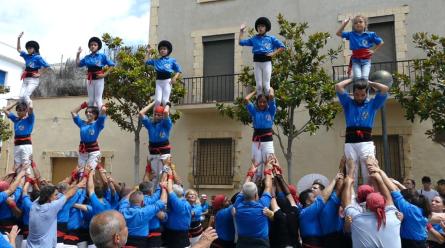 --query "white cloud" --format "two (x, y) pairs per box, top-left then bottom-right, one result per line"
(0, 0), (150, 64)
